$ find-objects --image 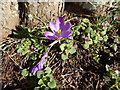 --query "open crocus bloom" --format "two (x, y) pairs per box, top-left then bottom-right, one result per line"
(31, 17), (72, 74)
(44, 16), (72, 39)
